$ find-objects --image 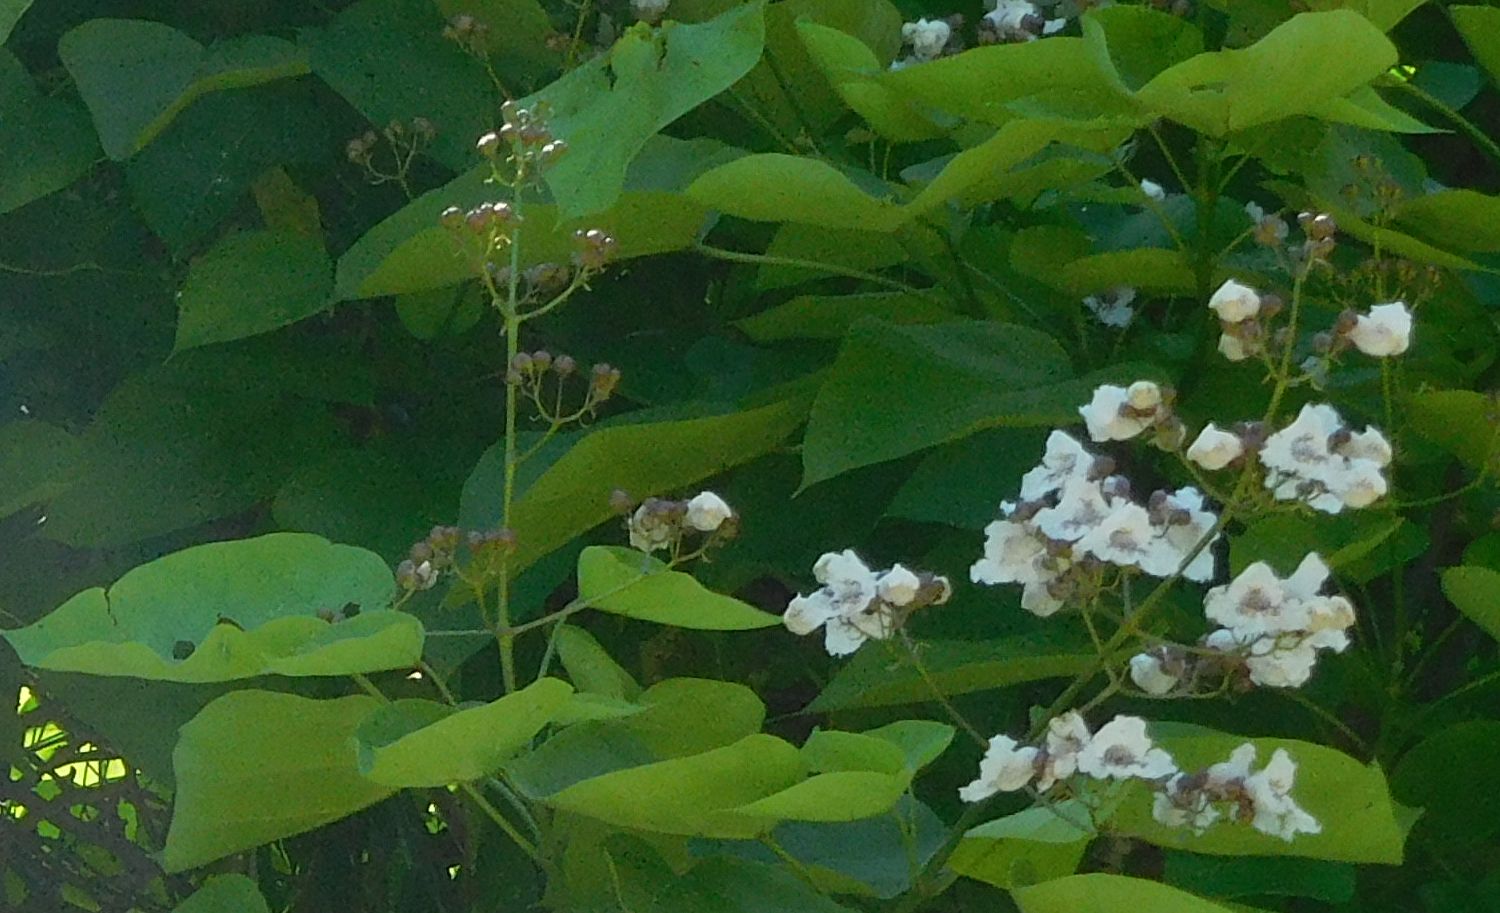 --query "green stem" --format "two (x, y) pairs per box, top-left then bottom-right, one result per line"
(495, 188), (526, 695)
(1393, 79), (1500, 170)
(898, 633), (986, 748)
